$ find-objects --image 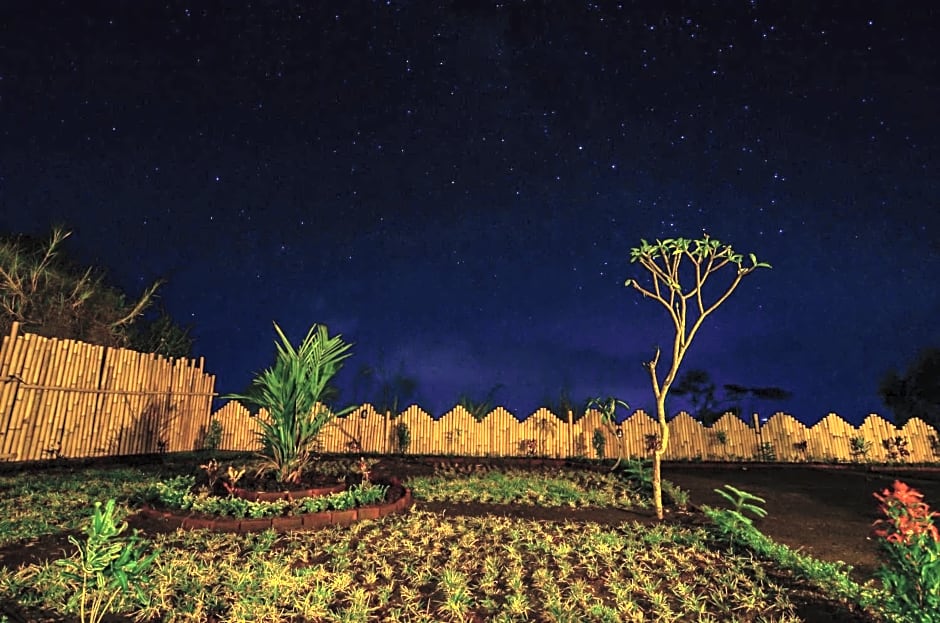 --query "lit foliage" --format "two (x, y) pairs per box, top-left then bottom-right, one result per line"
(624, 234), (770, 519)
(0, 226), (190, 355)
(225, 322), (354, 484)
(870, 480), (940, 622)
